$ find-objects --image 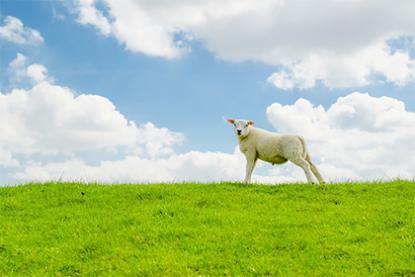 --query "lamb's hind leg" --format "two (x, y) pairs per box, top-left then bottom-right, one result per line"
(305, 154), (325, 184)
(290, 157), (315, 184)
